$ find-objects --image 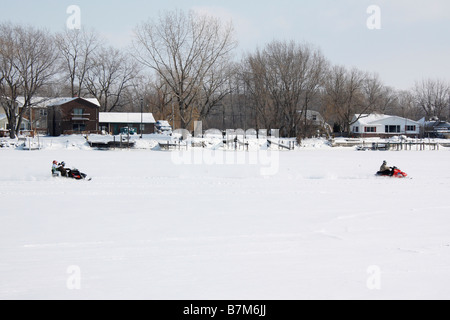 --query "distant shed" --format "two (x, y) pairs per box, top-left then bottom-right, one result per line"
(99, 112), (156, 135)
